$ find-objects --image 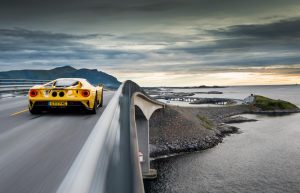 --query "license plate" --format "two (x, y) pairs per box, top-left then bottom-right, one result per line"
(49, 101), (67, 106)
